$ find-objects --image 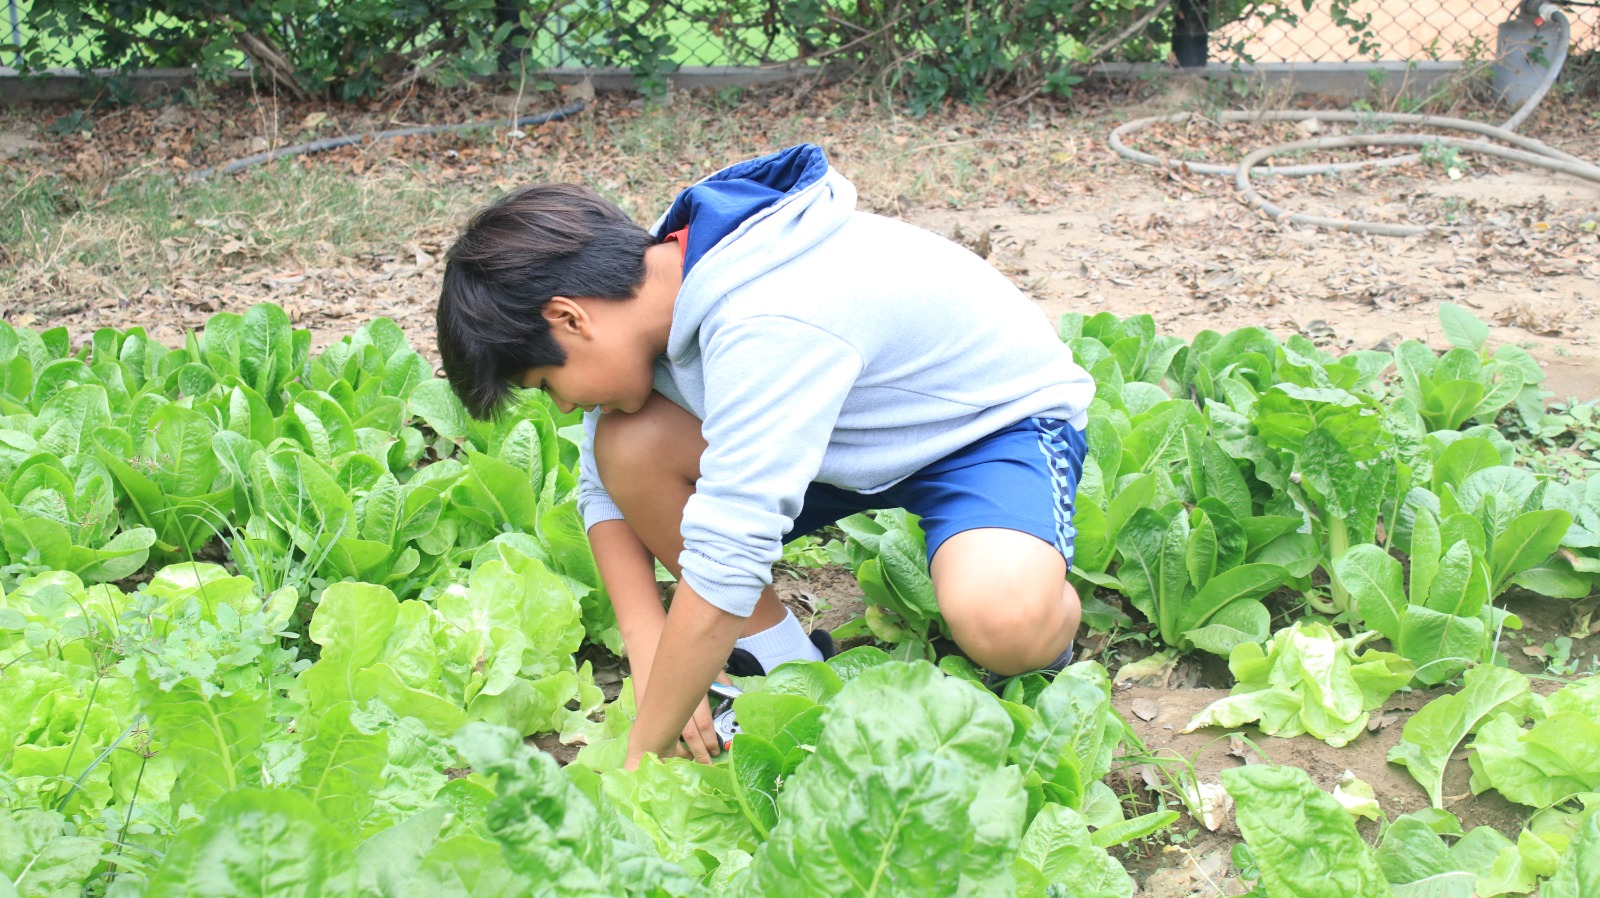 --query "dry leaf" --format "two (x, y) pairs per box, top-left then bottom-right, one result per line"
(1227, 734), (1262, 765)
